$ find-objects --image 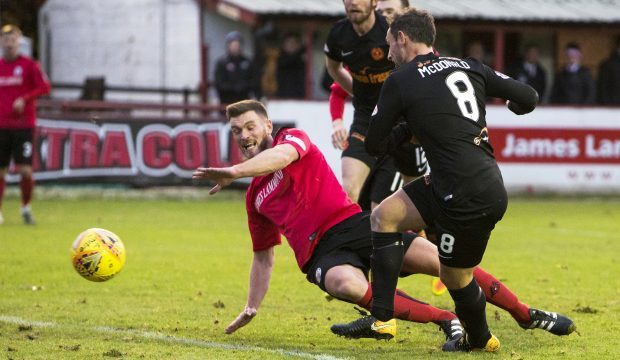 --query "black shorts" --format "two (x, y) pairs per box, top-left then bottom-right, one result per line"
(357, 156), (402, 210)
(403, 175), (507, 268)
(342, 108), (375, 167)
(341, 134), (376, 168)
(393, 143), (428, 178)
(304, 212), (415, 293)
(0, 129), (34, 167)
